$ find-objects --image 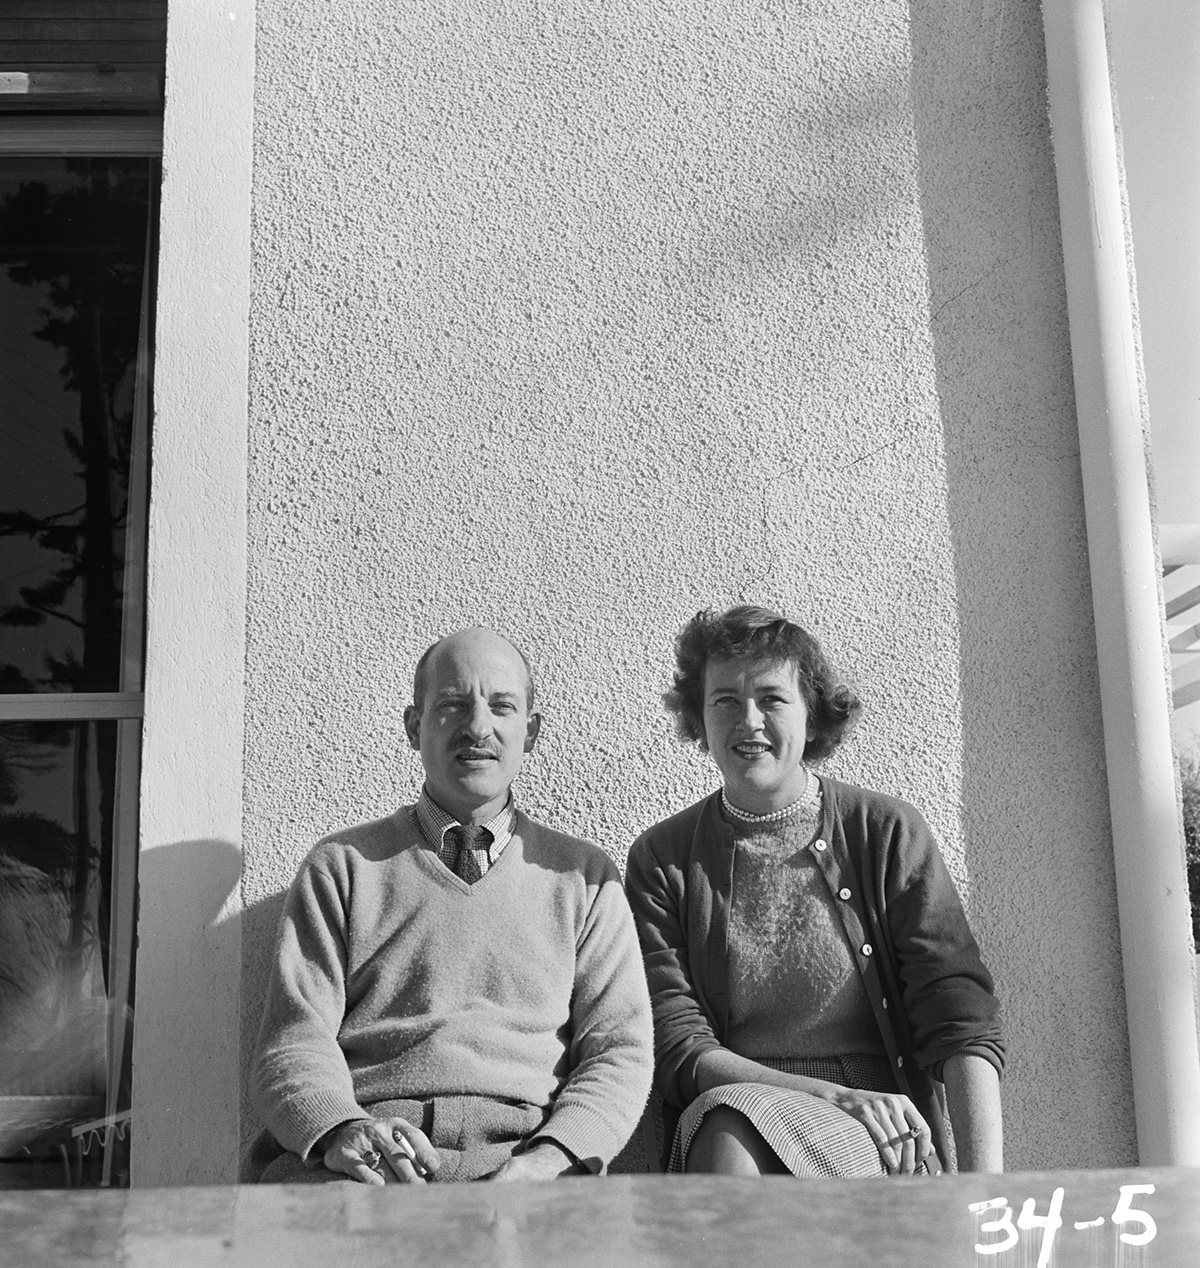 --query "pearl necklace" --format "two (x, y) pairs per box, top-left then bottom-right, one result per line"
(721, 768), (818, 824)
